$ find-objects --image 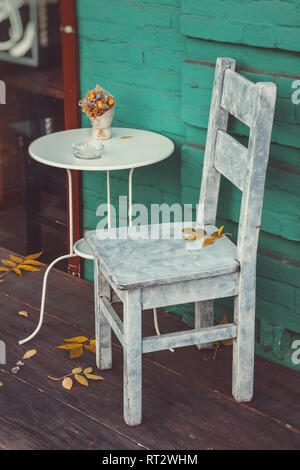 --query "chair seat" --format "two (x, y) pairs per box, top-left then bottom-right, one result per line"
(86, 224), (239, 290)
